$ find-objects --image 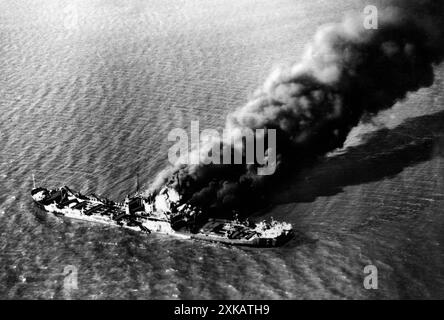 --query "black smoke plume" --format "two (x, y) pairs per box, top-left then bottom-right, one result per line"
(149, 0), (444, 215)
